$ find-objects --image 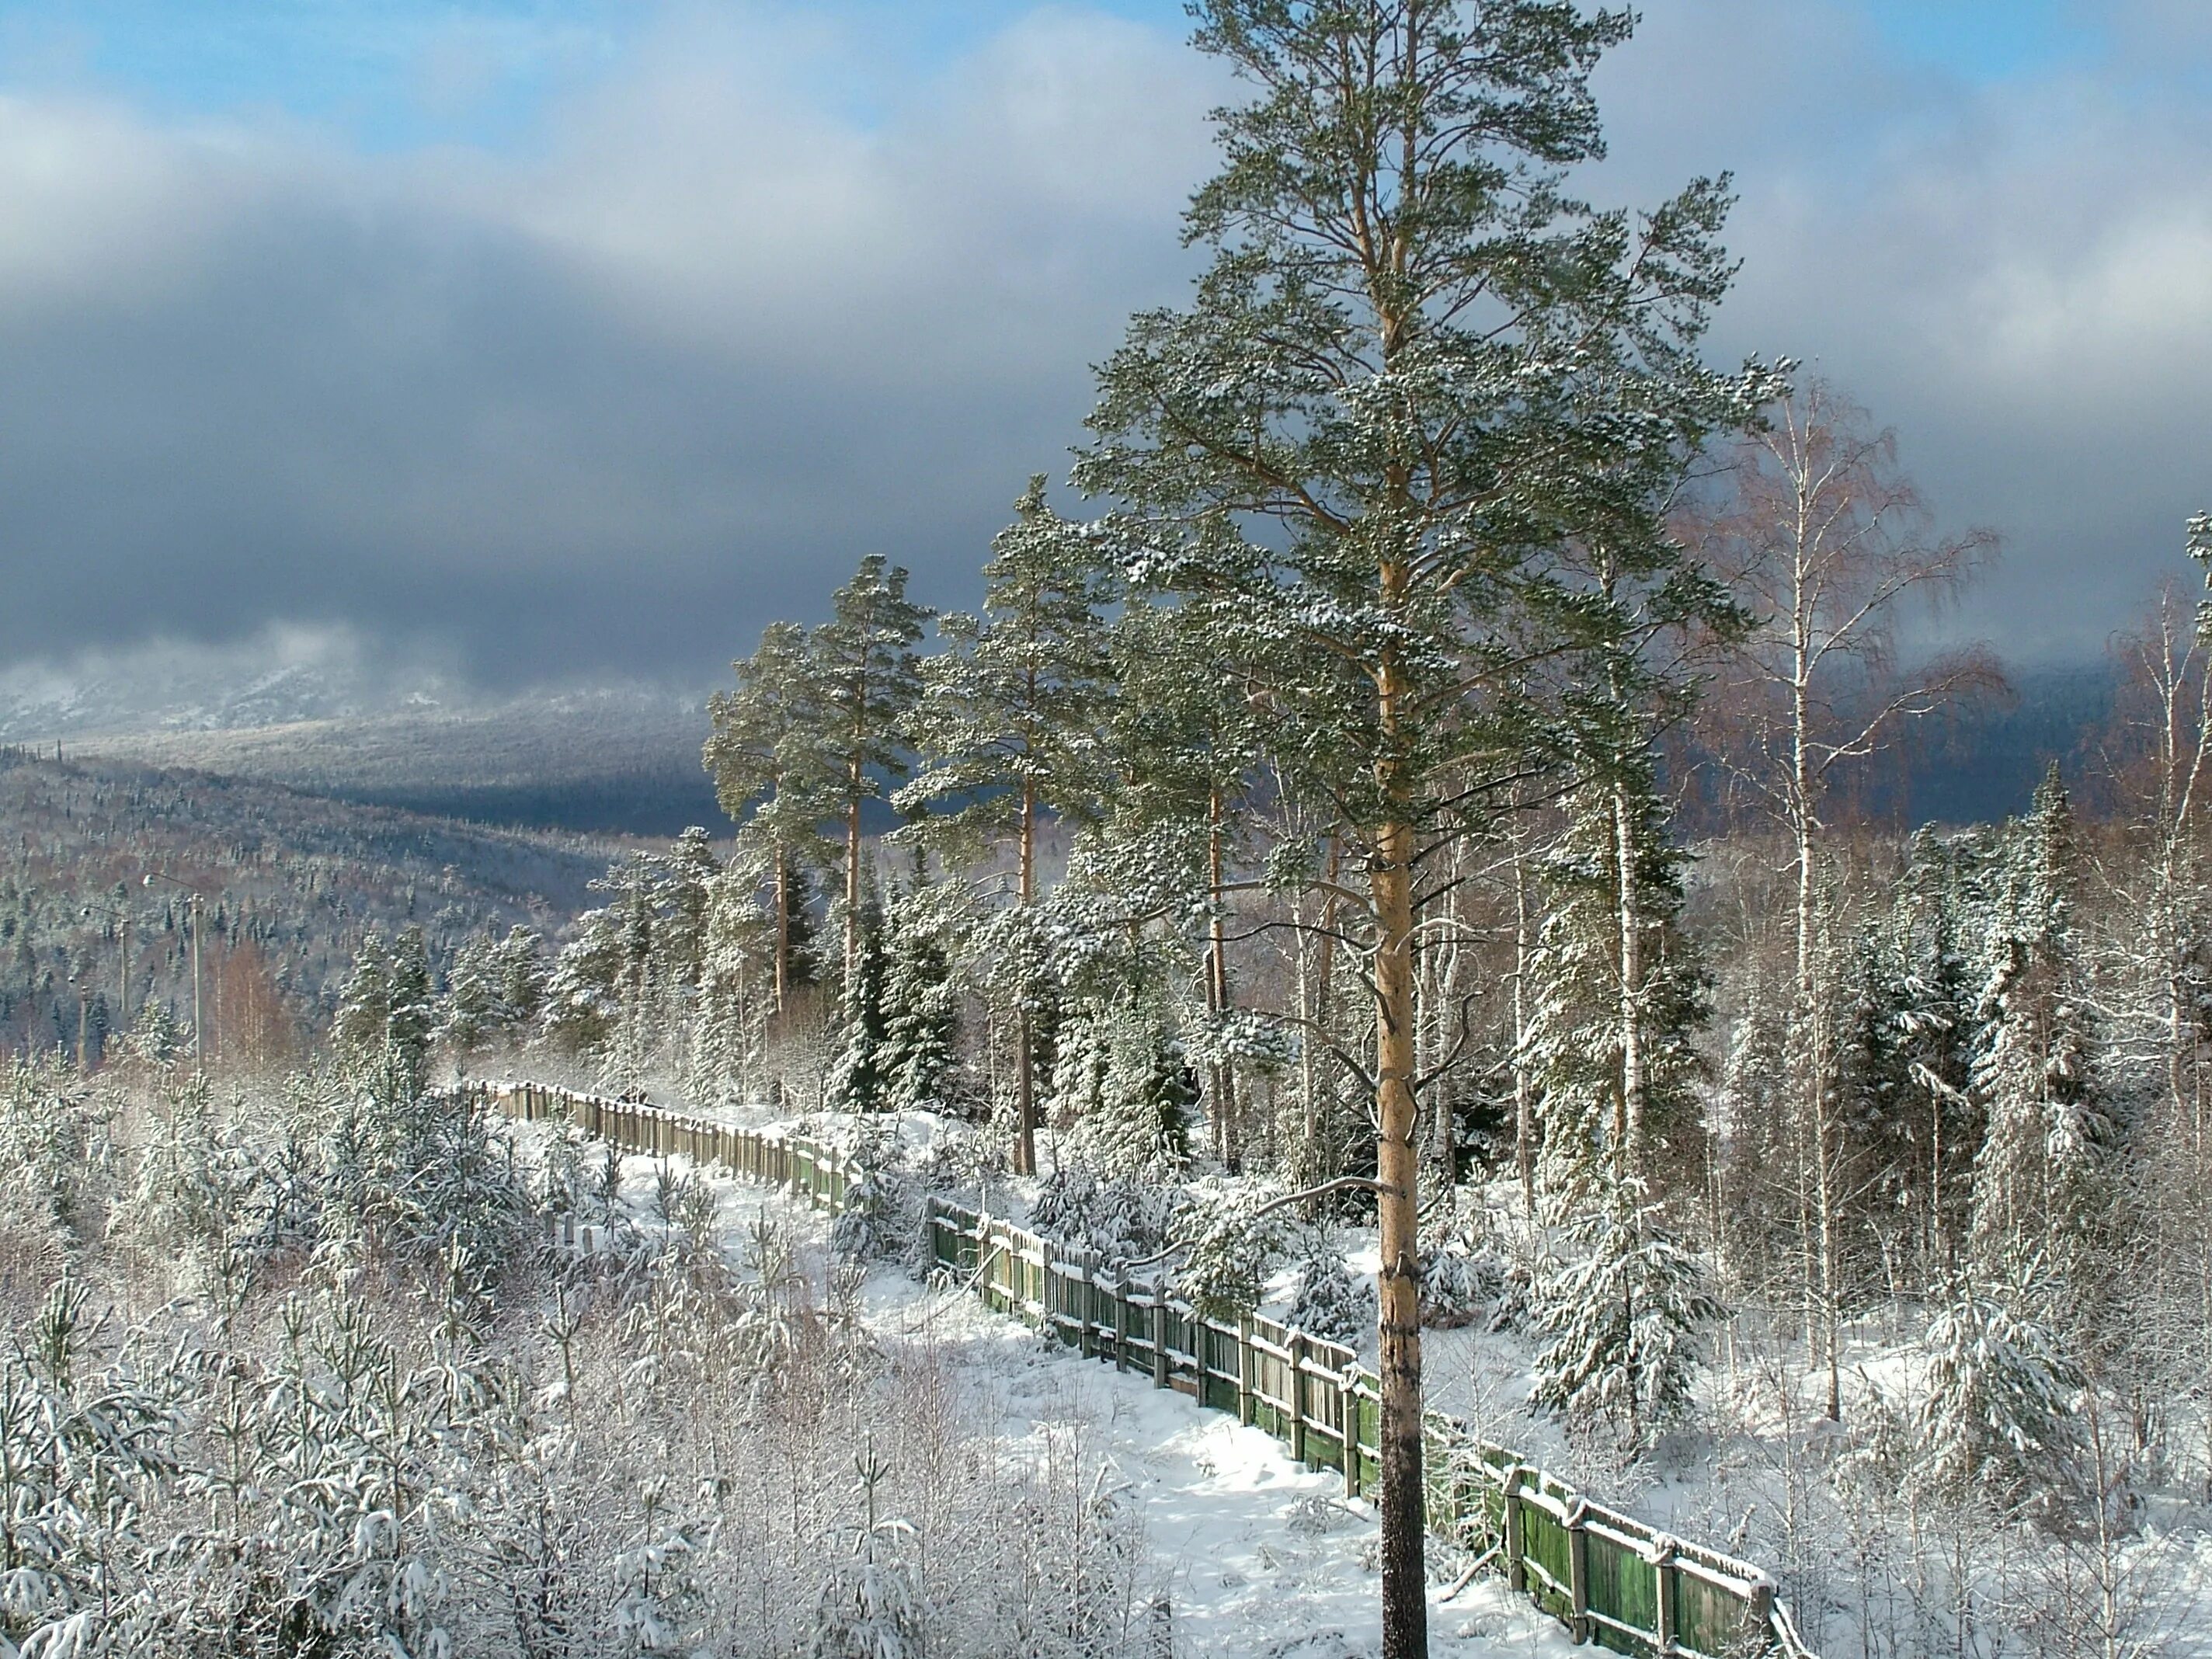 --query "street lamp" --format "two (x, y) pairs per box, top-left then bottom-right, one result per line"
(143, 874), (207, 1069)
